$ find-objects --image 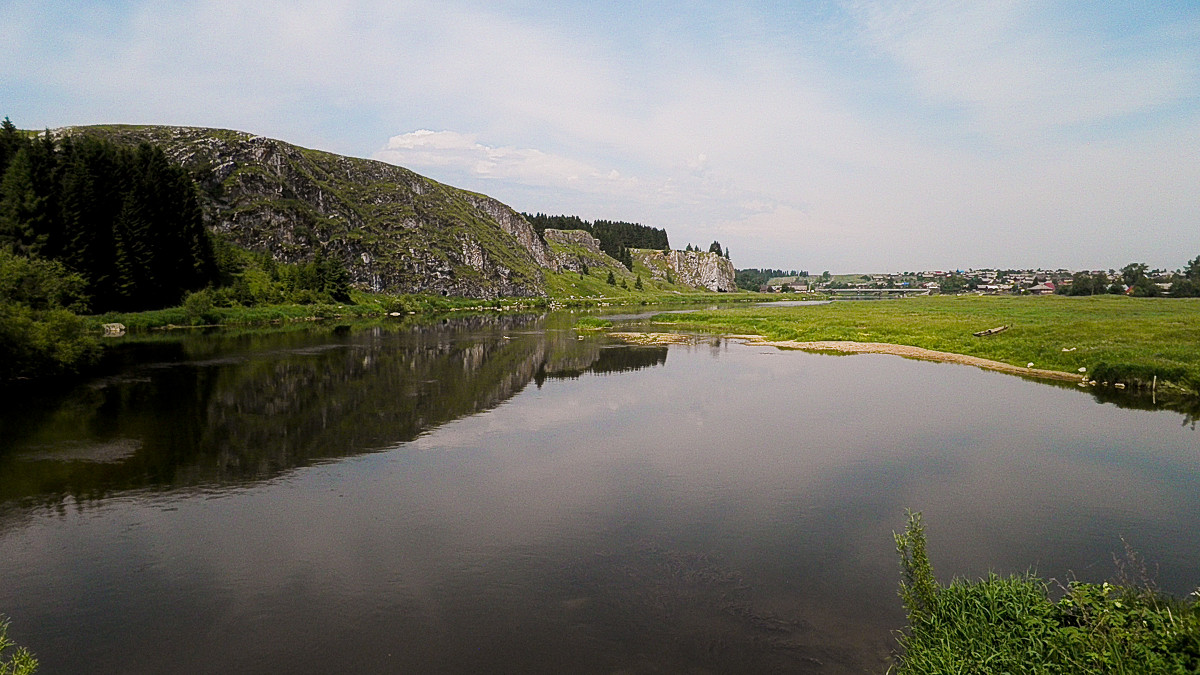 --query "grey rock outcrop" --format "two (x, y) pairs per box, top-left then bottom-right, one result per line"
(668, 250), (736, 292)
(635, 249), (737, 292)
(542, 229), (617, 273)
